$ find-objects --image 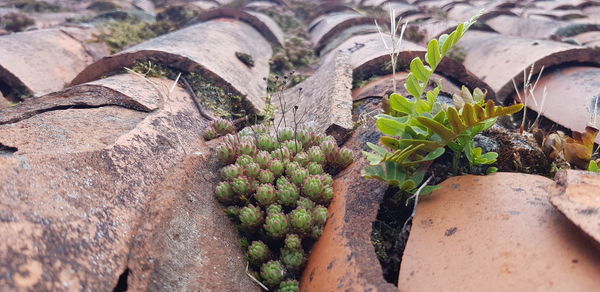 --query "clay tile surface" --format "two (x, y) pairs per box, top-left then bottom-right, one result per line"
(573, 30), (600, 46)
(515, 66), (600, 143)
(278, 52), (354, 143)
(459, 30), (600, 102)
(329, 32), (494, 99)
(551, 170), (600, 246)
(0, 73), (255, 290)
(484, 15), (565, 39)
(352, 72), (462, 100)
(300, 103), (398, 292)
(194, 8), (285, 46)
(0, 28), (98, 98)
(399, 173), (600, 291)
(309, 12), (363, 45)
(71, 19), (272, 113)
